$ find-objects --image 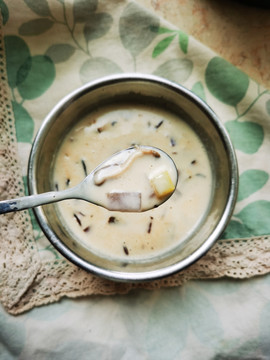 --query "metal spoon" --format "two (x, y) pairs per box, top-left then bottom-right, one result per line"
(0, 145), (178, 214)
